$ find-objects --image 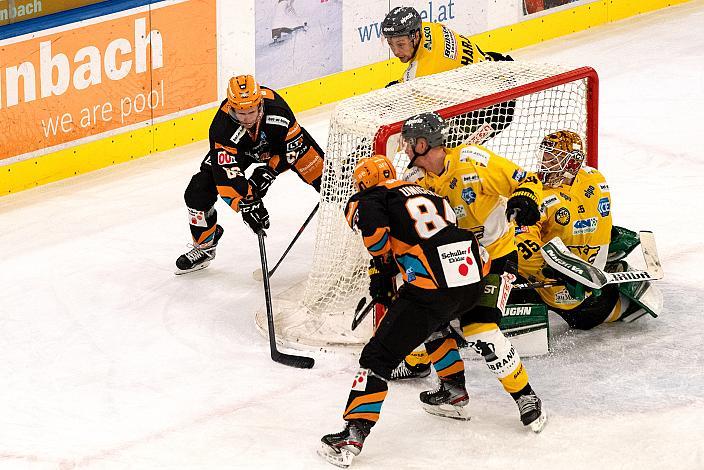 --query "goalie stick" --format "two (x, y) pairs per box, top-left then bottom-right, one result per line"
(257, 230), (315, 369)
(252, 203), (319, 281)
(540, 231), (663, 289)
